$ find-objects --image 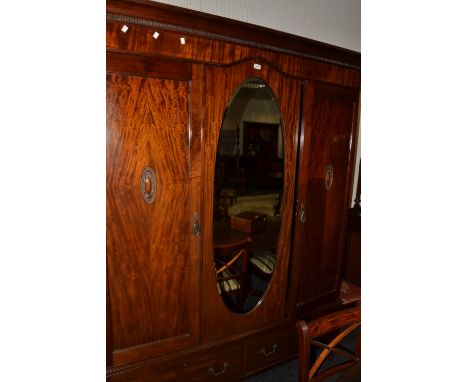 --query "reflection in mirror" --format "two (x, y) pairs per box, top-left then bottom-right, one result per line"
(213, 78), (284, 313)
